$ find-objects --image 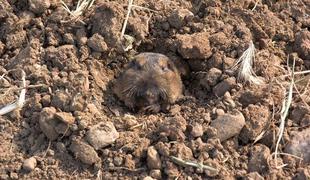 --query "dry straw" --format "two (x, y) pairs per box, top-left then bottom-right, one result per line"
(170, 156), (218, 172)
(274, 58), (295, 168)
(61, 0), (95, 23)
(232, 41), (264, 85)
(0, 70), (26, 115)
